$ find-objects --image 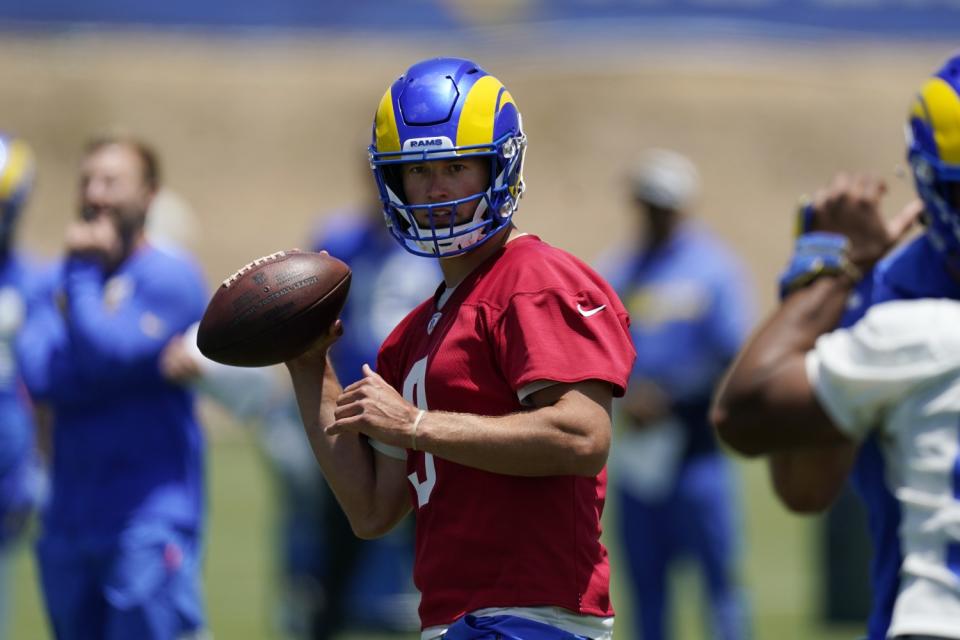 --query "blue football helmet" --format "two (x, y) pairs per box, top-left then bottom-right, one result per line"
(907, 54), (960, 262)
(369, 57), (527, 257)
(0, 134), (34, 257)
